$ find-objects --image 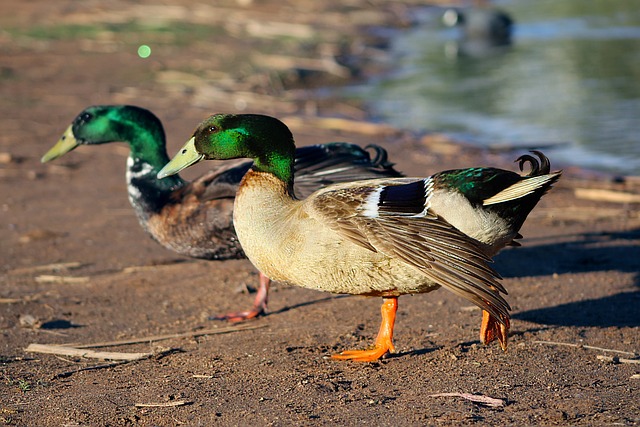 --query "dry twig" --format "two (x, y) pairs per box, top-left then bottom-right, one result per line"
(24, 344), (151, 361)
(134, 401), (191, 408)
(429, 392), (504, 408)
(574, 188), (640, 204)
(533, 340), (638, 357)
(34, 275), (90, 284)
(283, 116), (400, 136)
(596, 355), (640, 365)
(65, 323), (265, 349)
(535, 206), (630, 221)
(7, 262), (84, 275)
